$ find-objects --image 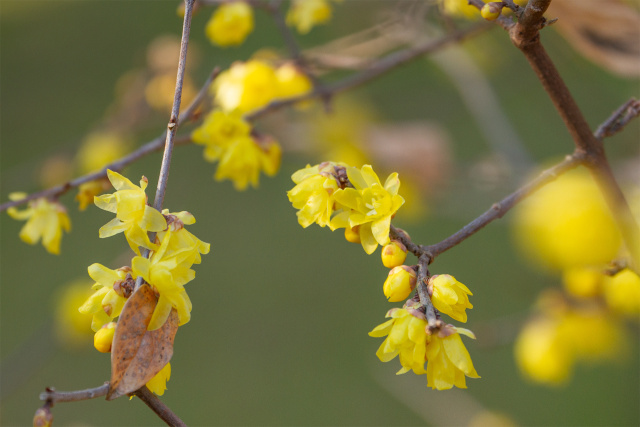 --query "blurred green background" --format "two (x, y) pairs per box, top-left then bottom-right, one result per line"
(1, 1), (638, 426)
